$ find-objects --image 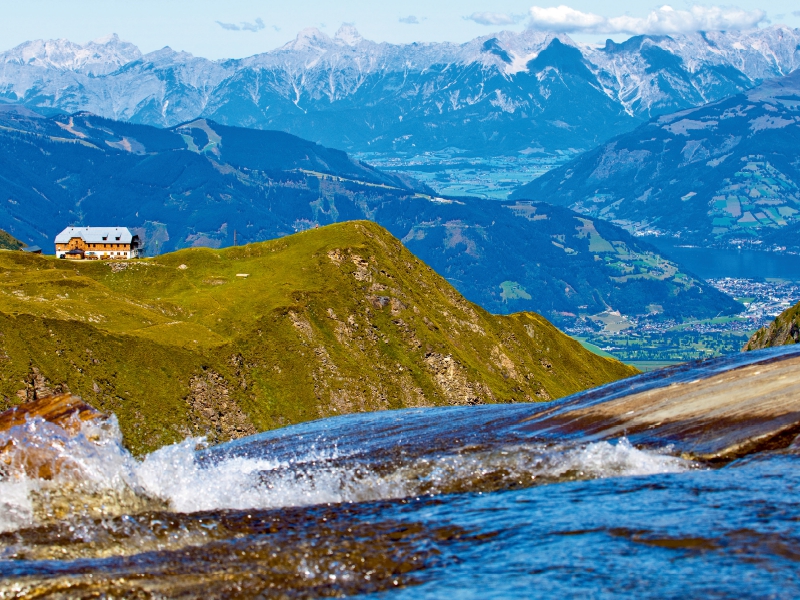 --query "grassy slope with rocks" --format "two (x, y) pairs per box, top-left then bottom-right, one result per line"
(745, 301), (800, 350)
(0, 230), (24, 250)
(0, 221), (636, 454)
